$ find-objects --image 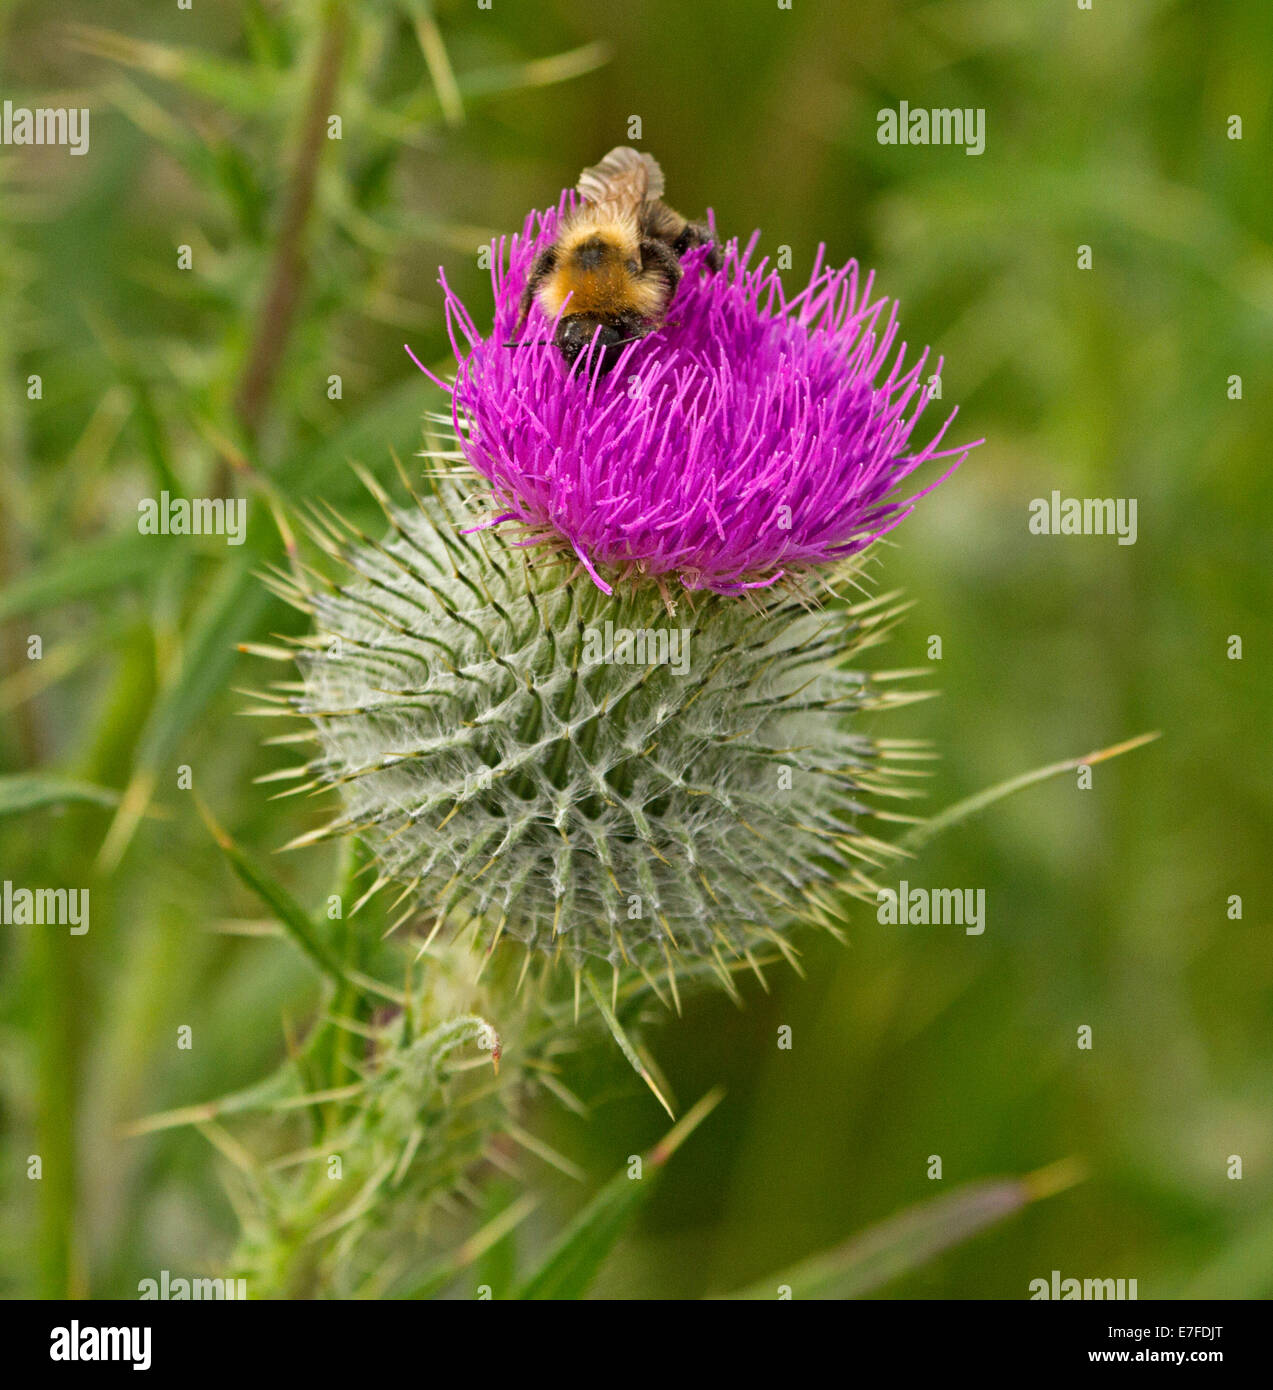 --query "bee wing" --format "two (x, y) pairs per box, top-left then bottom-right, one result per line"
(576, 147), (665, 216)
